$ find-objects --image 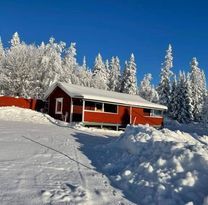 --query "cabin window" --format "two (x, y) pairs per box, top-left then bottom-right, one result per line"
(85, 101), (95, 110)
(55, 98), (63, 114)
(144, 108), (163, 117)
(85, 101), (103, 111)
(152, 110), (162, 116)
(95, 103), (103, 111)
(85, 101), (117, 113)
(144, 108), (151, 116)
(73, 99), (83, 106)
(104, 103), (117, 113)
